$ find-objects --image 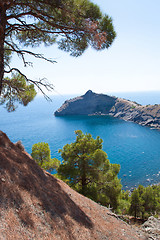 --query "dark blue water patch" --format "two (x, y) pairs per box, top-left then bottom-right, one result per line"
(0, 94), (160, 190)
